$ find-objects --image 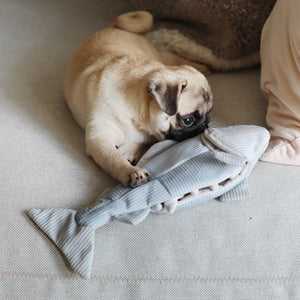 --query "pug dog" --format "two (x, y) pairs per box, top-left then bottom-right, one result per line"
(64, 11), (213, 187)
